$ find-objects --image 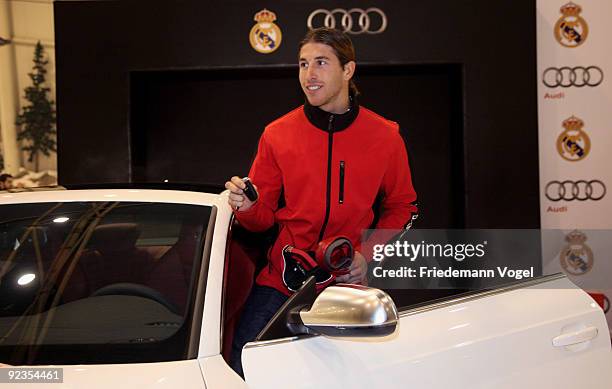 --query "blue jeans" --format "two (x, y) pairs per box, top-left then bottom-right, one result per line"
(230, 285), (288, 377)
